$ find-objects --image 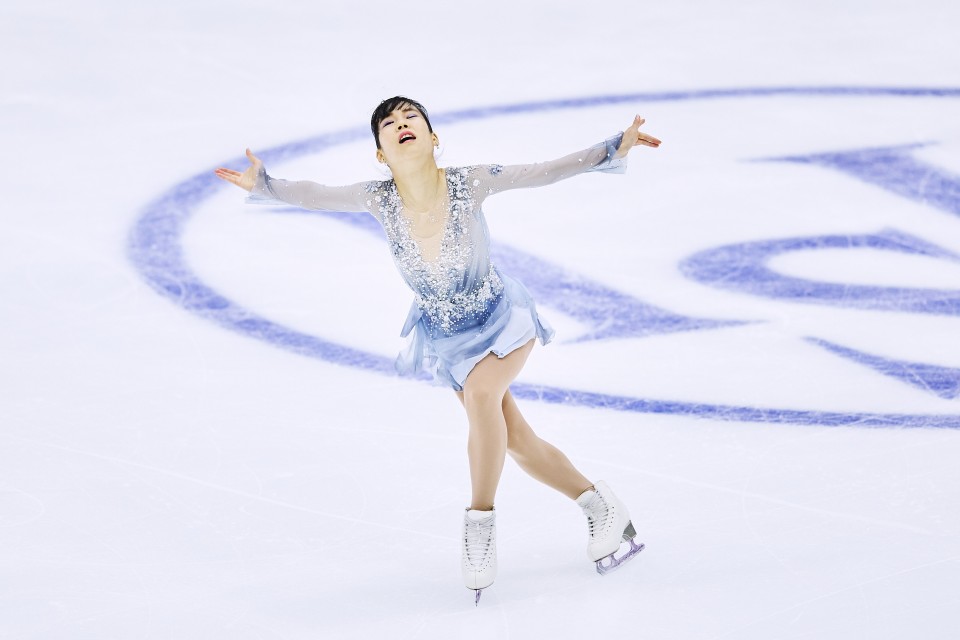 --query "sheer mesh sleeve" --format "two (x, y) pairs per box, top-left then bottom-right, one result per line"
(245, 165), (370, 213)
(477, 132), (627, 198)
